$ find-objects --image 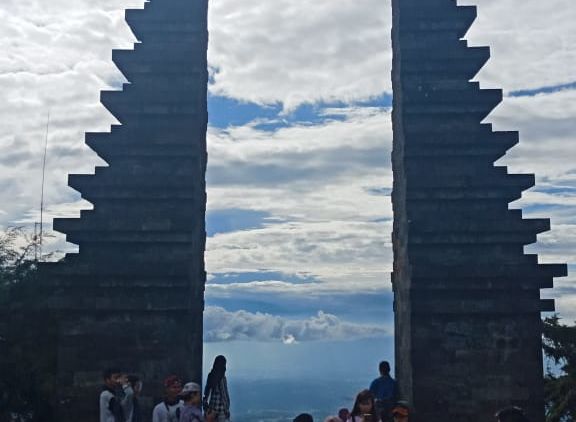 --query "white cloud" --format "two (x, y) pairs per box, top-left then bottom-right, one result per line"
(527, 225), (576, 264)
(207, 220), (392, 293)
(208, 0), (390, 110)
(493, 89), (576, 180)
(204, 306), (388, 343)
(549, 291), (576, 323)
(205, 108), (393, 294)
(0, 1), (140, 231)
(207, 0), (576, 109)
(207, 107), (392, 221)
(2, 0), (575, 231)
(463, 0), (576, 92)
(282, 334), (297, 345)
